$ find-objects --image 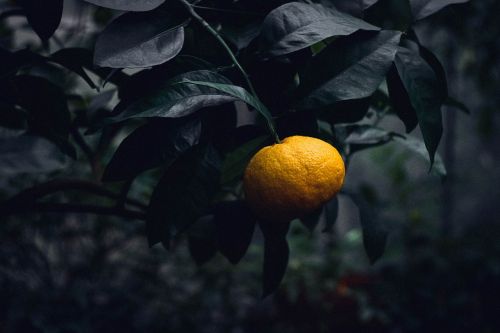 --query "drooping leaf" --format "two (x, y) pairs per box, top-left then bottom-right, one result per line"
(187, 215), (218, 265)
(320, 0), (380, 16)
(0, 128), (66, 174)
(350, 190), (388, 264)
(260, 221), (290, 297)
(393, 46), (446, 165)
(99, 71), (238, 127)
(179, 79), (277, 136)
(260, 2), (378, 57)
(103, 117), (201, 182)
(409, 0), (469, 21)
(220, 135), (270, 186)
(323, 196), (339, 232)
(94, 6), (188, 68)
(444, 96), (470, 114)
(394, 136), (447, 179)
(300, 206), (323, 232)
(83, 0), (165, 11)
(146, 144), (222, 248)
(50, 48), (97, 89)
(214, 201), (256, 265)
(297, 30), (402, 111)
(343, 124), (403, 154)
(387, 64), (418, 132)
(4, 75), (73, 157)
(19, 0), (63, 41)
